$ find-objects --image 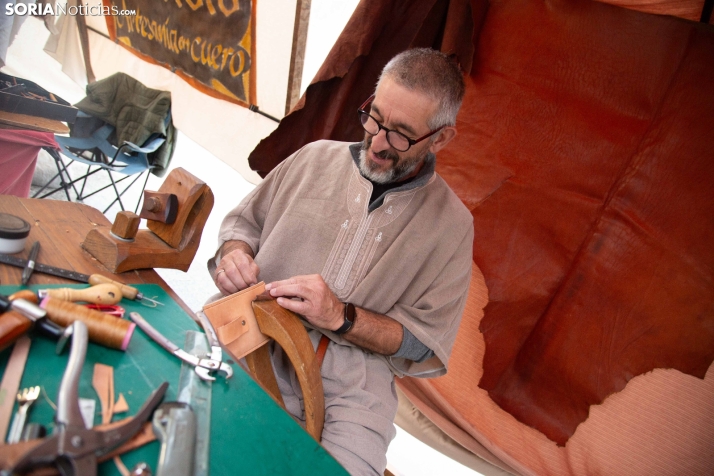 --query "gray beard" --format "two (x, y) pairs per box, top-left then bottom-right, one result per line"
(358, 141), (424, 184)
